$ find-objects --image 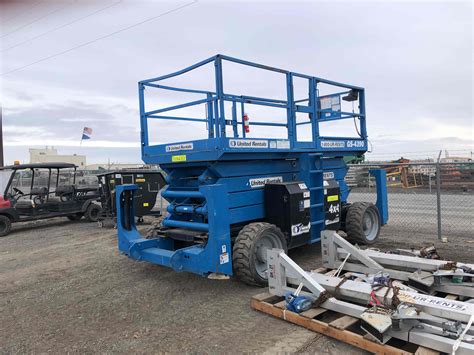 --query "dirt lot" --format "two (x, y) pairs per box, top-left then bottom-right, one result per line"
(1, 218), (473, 353)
